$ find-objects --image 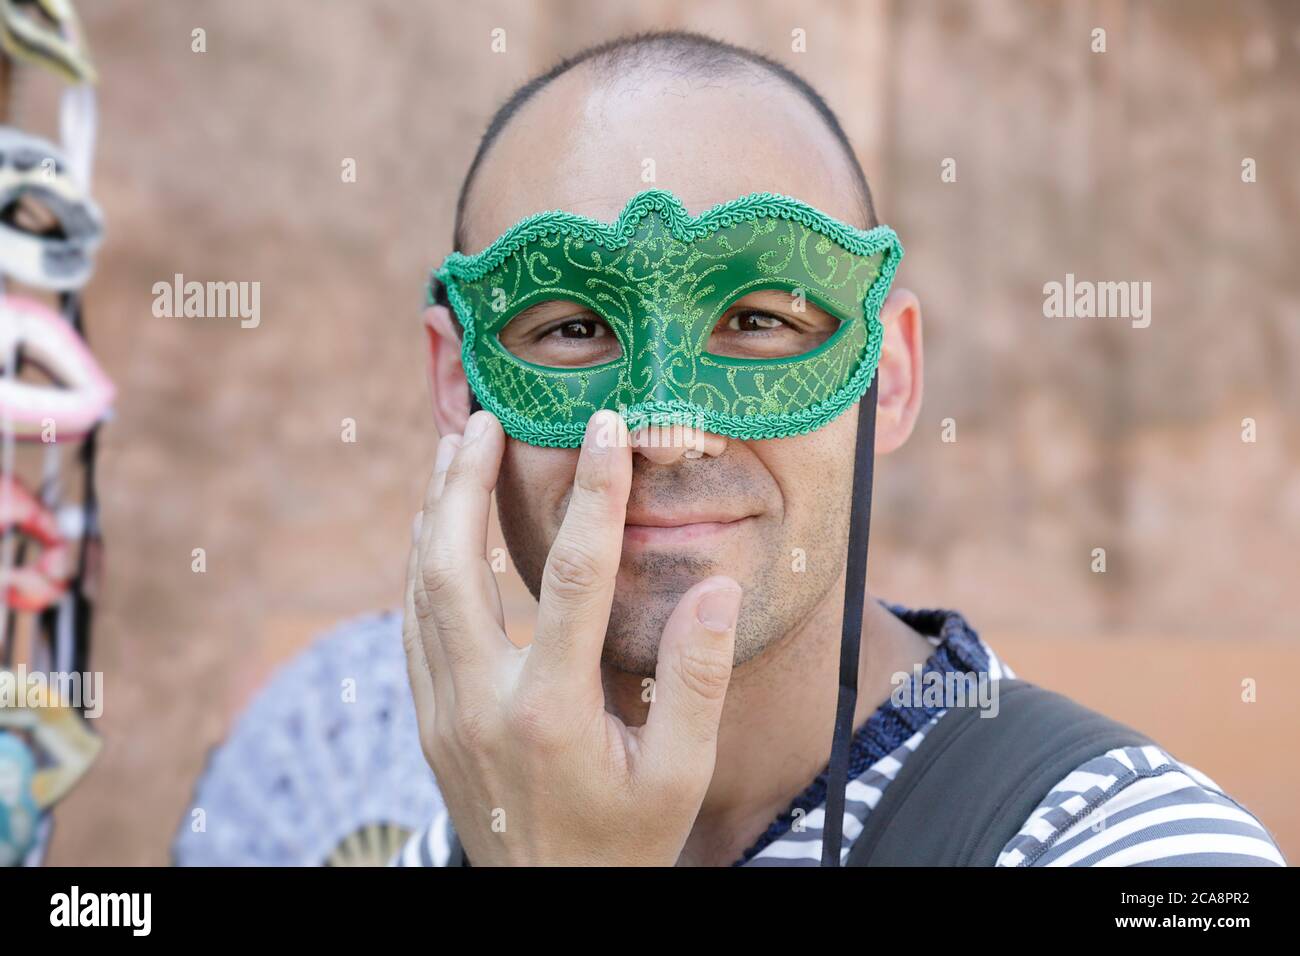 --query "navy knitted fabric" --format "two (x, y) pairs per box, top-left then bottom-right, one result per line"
(732, 602), (991, 865)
